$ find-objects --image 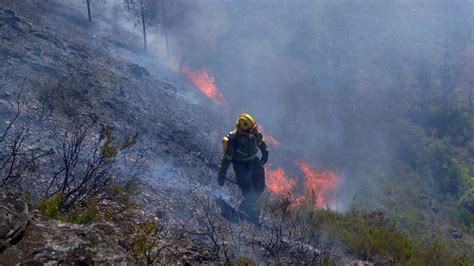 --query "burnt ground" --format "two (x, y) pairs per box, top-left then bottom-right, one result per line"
(0, 0), (223, 206)
(0, 0), (352, 264)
